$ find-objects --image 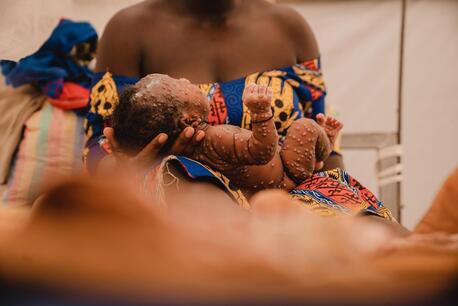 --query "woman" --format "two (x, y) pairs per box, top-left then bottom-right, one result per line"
(86, 0), (342, 169)
(85, 0), (401, 228)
